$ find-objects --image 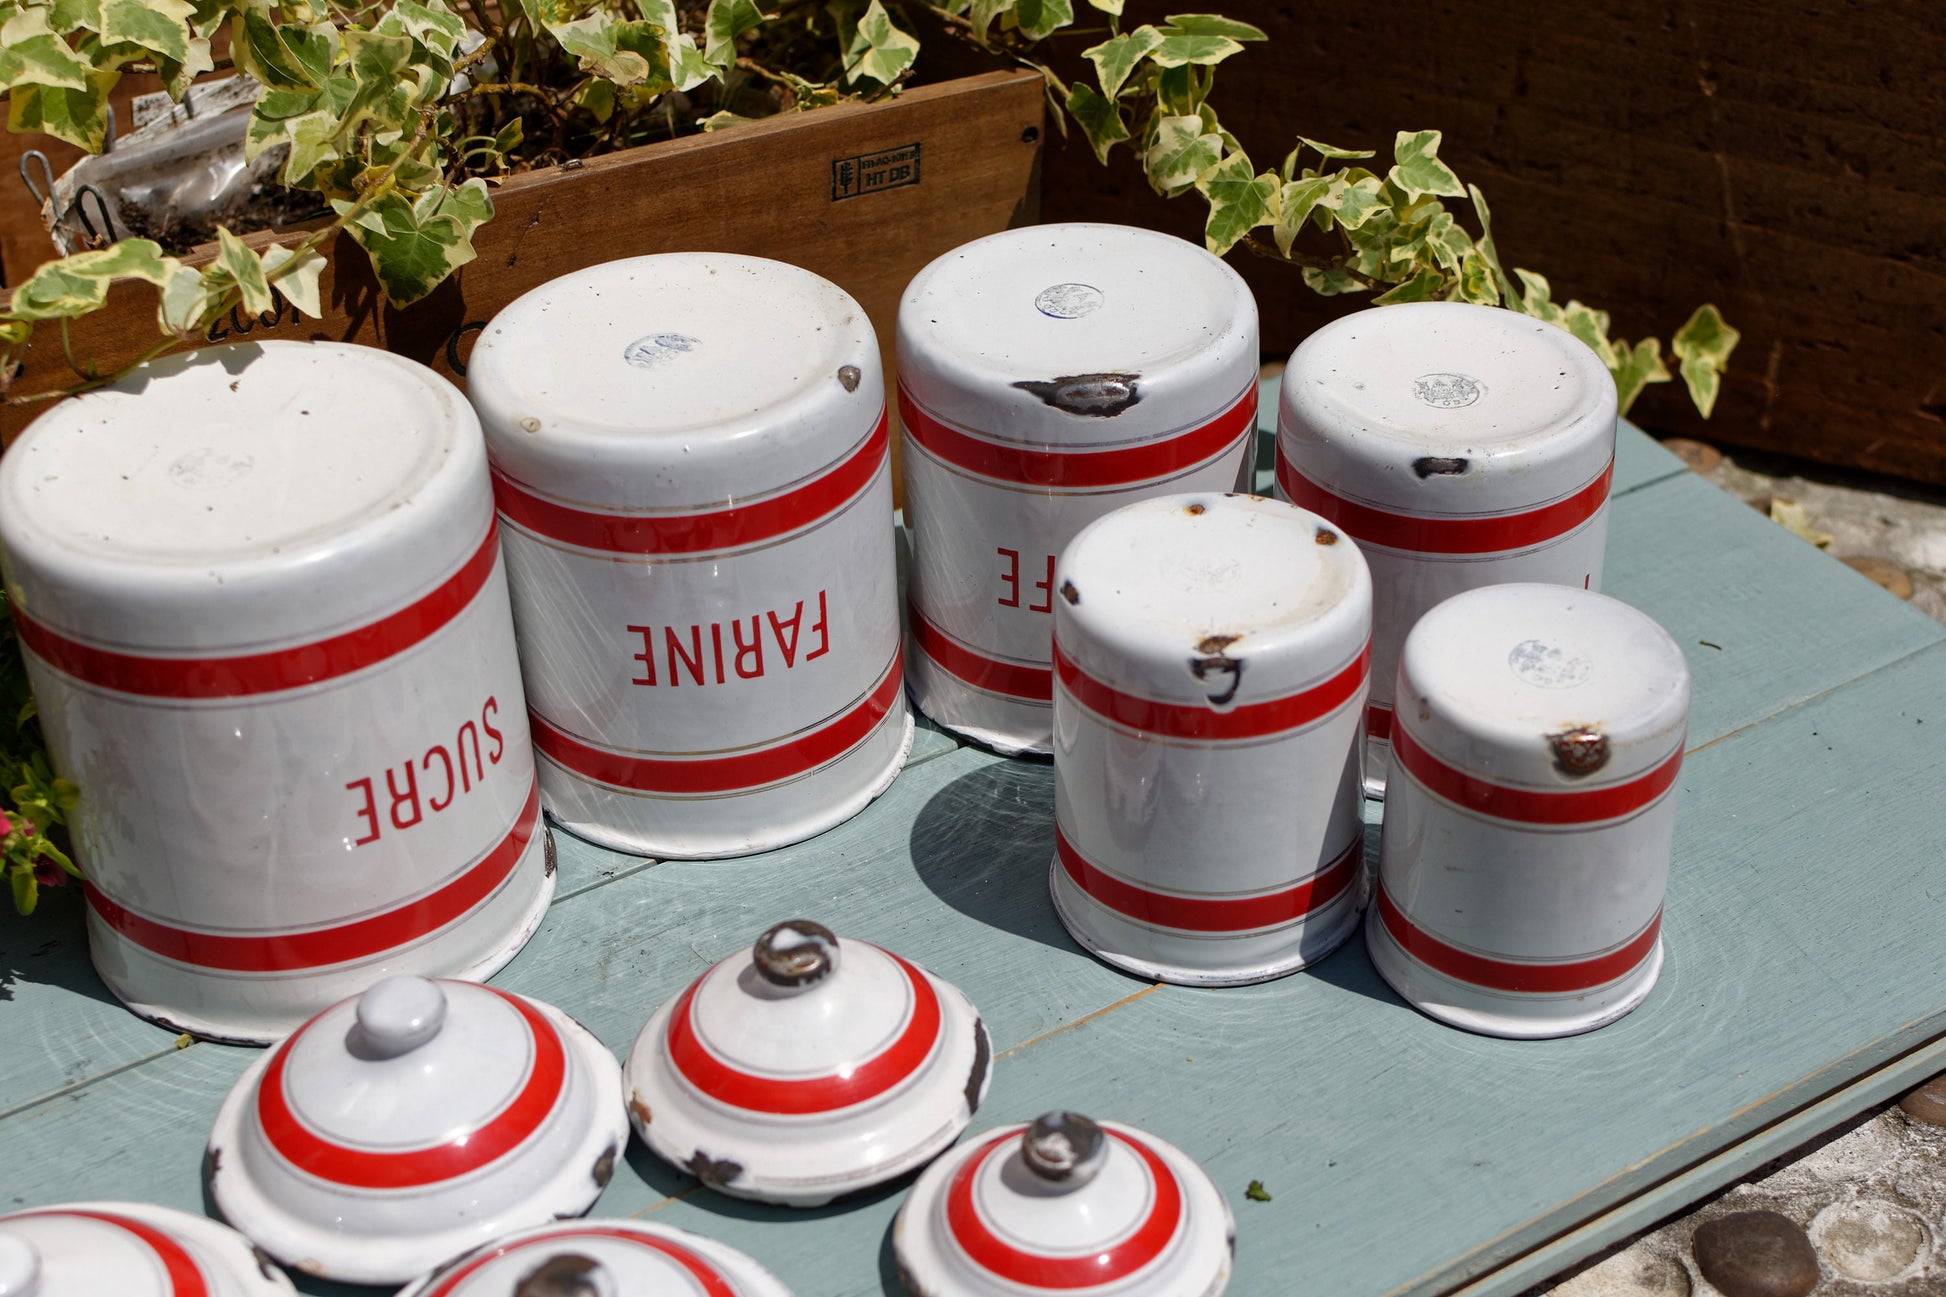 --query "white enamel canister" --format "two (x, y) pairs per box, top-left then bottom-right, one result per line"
(467, 254), (910, 859)
(1367, 583), (1690, 1039)
(899, 223), (1259, 756)
(1275, 301), (1617, 798)
(1049, 493), (1372, 985)
(893, 1112), (1234, 1297)
(0, 342), (549, 1045)
(396, 1219), (793, 1297)
(0, 1202), (296, 1295)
